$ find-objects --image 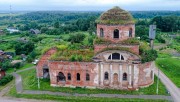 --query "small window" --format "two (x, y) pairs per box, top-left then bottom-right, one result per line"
(86, 73), (90, 81)
(67, 73), (71, 80)
(123, 73), (127, 81)
(129, 28), (132, 37)
(108, 55), (111, 59)
(104, 72), (109, 80)
(114, 29), (119, 38)
(100, 28), (104, 37)
(58, 72), (65, 81)
(77, 73), (80, 81)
